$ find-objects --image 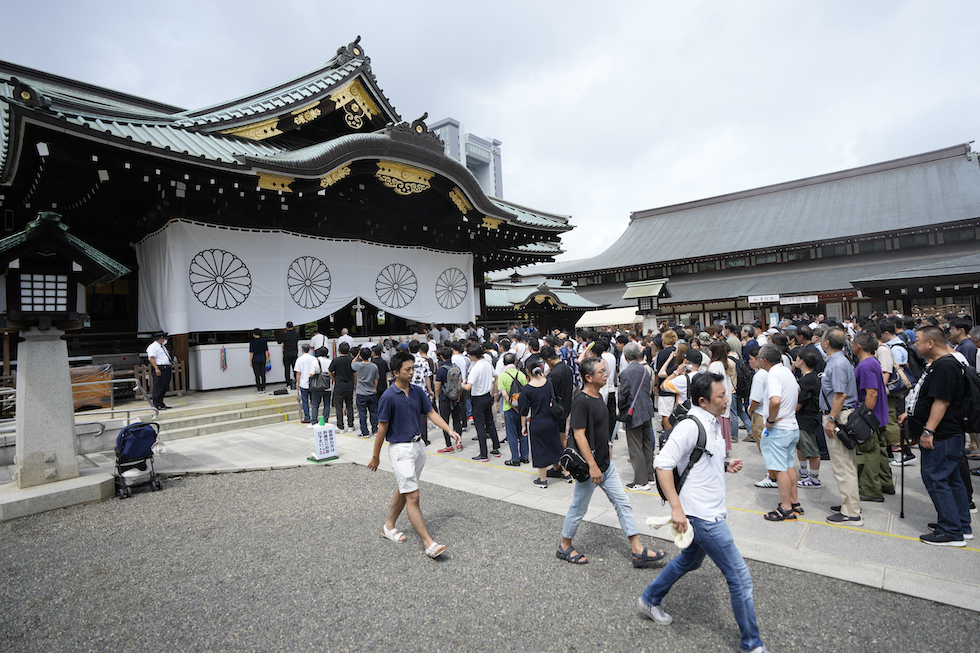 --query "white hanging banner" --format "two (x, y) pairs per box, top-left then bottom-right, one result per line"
(136, 219), (475, 333)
